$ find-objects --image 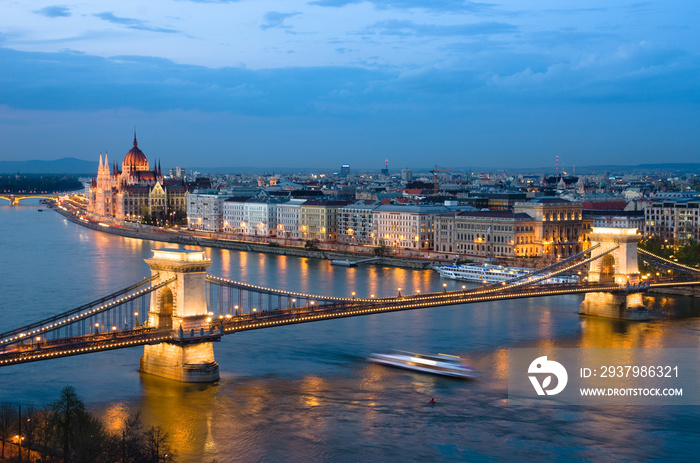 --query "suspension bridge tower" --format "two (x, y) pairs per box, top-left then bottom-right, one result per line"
(140, 249), (220, 382)
(579, 227), (649, 320)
